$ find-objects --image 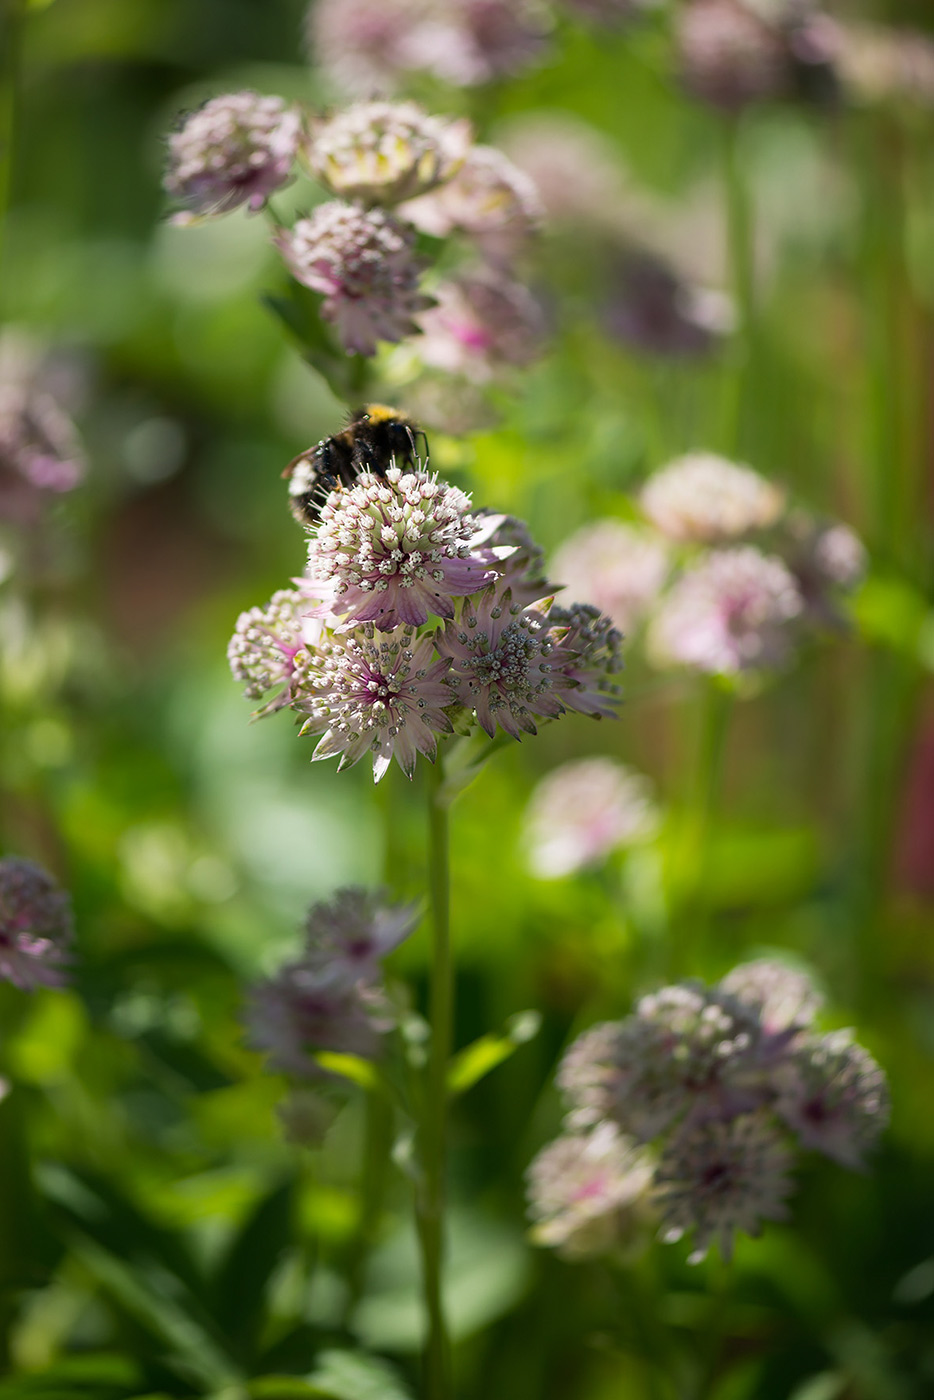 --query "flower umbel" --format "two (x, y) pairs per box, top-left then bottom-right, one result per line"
(774, 1030), (890, 1169)
(553, 520), (669, 635)
(302, 886), (421, 981)
(640, 453), (785, 543)
(648, 546), (803, 676)
(297, 624), (454, 781)
(306, 100), (471, 206)
(305, 466), (493, 630)
(276, 203), (431, 356)
(0, 857), (73, 990)
(165, 92), (299, 218)
(524, 757), (660, 878)
(526, 1121), (655, 1258)
(657, 1113), (794, 1262)
(227, 587), (322, 714)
